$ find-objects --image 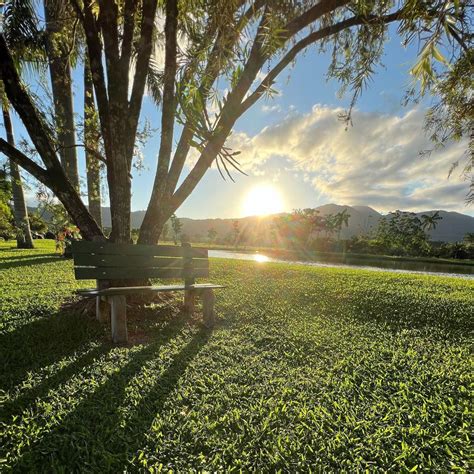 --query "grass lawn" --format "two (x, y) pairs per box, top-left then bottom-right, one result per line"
(0, 240), (472, 472)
